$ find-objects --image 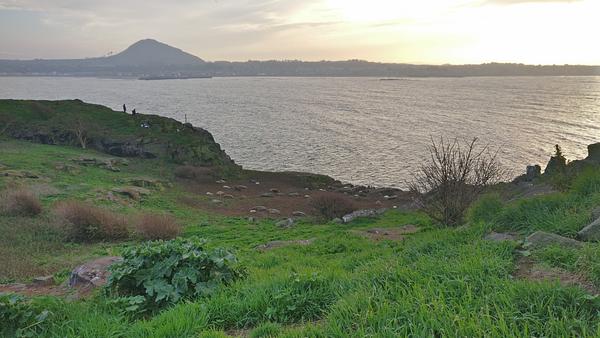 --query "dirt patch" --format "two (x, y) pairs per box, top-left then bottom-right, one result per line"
(0, 282), (68, 297)
(176, 171), (414, 219)
(354, 224), (420, 241)
(514, 257), (598, 295)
